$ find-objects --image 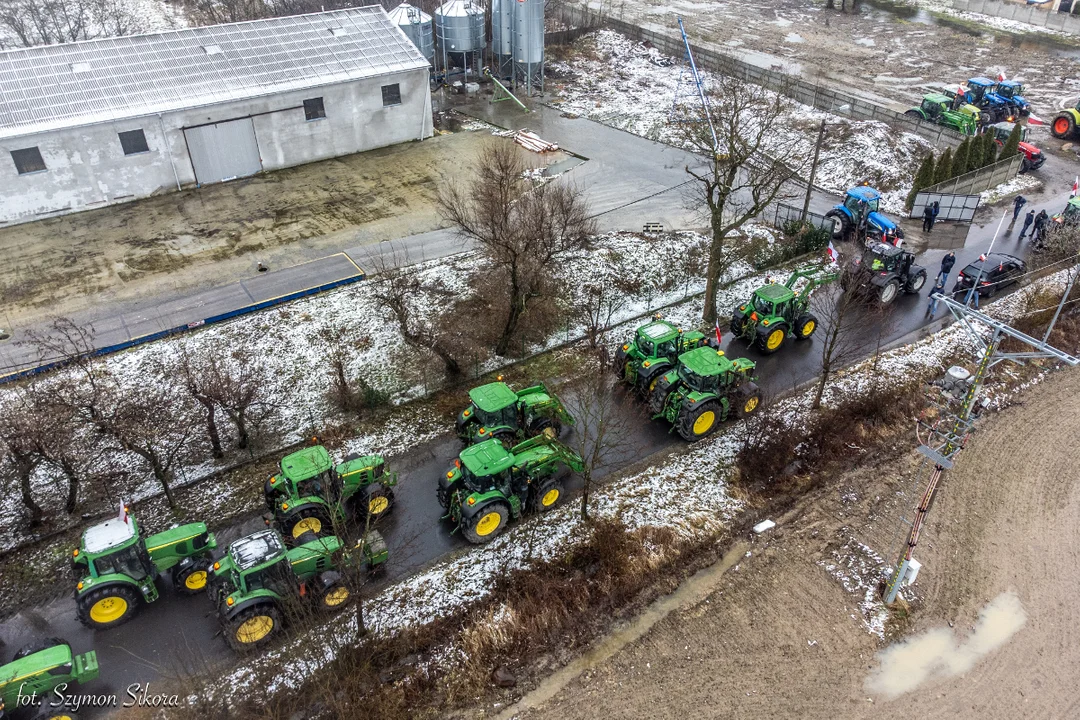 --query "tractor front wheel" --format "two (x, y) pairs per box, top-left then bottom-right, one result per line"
(225, 604), (282, 653)
(904, 109), (923, 120)
(1051, 113), (1076, 139)
(531, 476), (566, 513)
(173, 560), (210, 595)
(756, 325), (787, 355)
(824, 210), (850, 241)
(363, 483), (395, 521)
(319, 581), (352, 612)
(794, 314), (817, 340)
(463, 503), (510, 544)
(77, 585), (140, 630)
(284, 508), (332, 544)
(878, 280), (900, 305)
(736, 388), (763, 418)
(677, 402), (722, 442)
(905, 271), (927, 294)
